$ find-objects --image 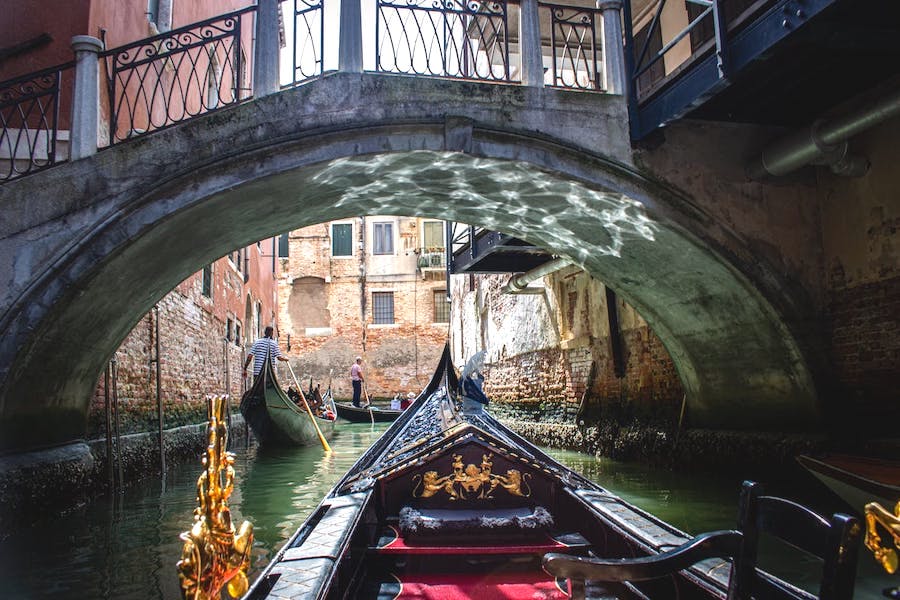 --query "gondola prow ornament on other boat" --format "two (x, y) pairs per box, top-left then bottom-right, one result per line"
(177, 396), (253, 600)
